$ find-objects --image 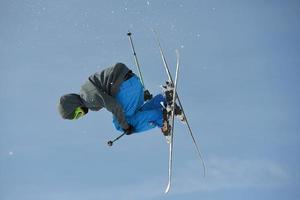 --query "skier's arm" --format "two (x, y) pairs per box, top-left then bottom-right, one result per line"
(100, 92), (129, 130)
